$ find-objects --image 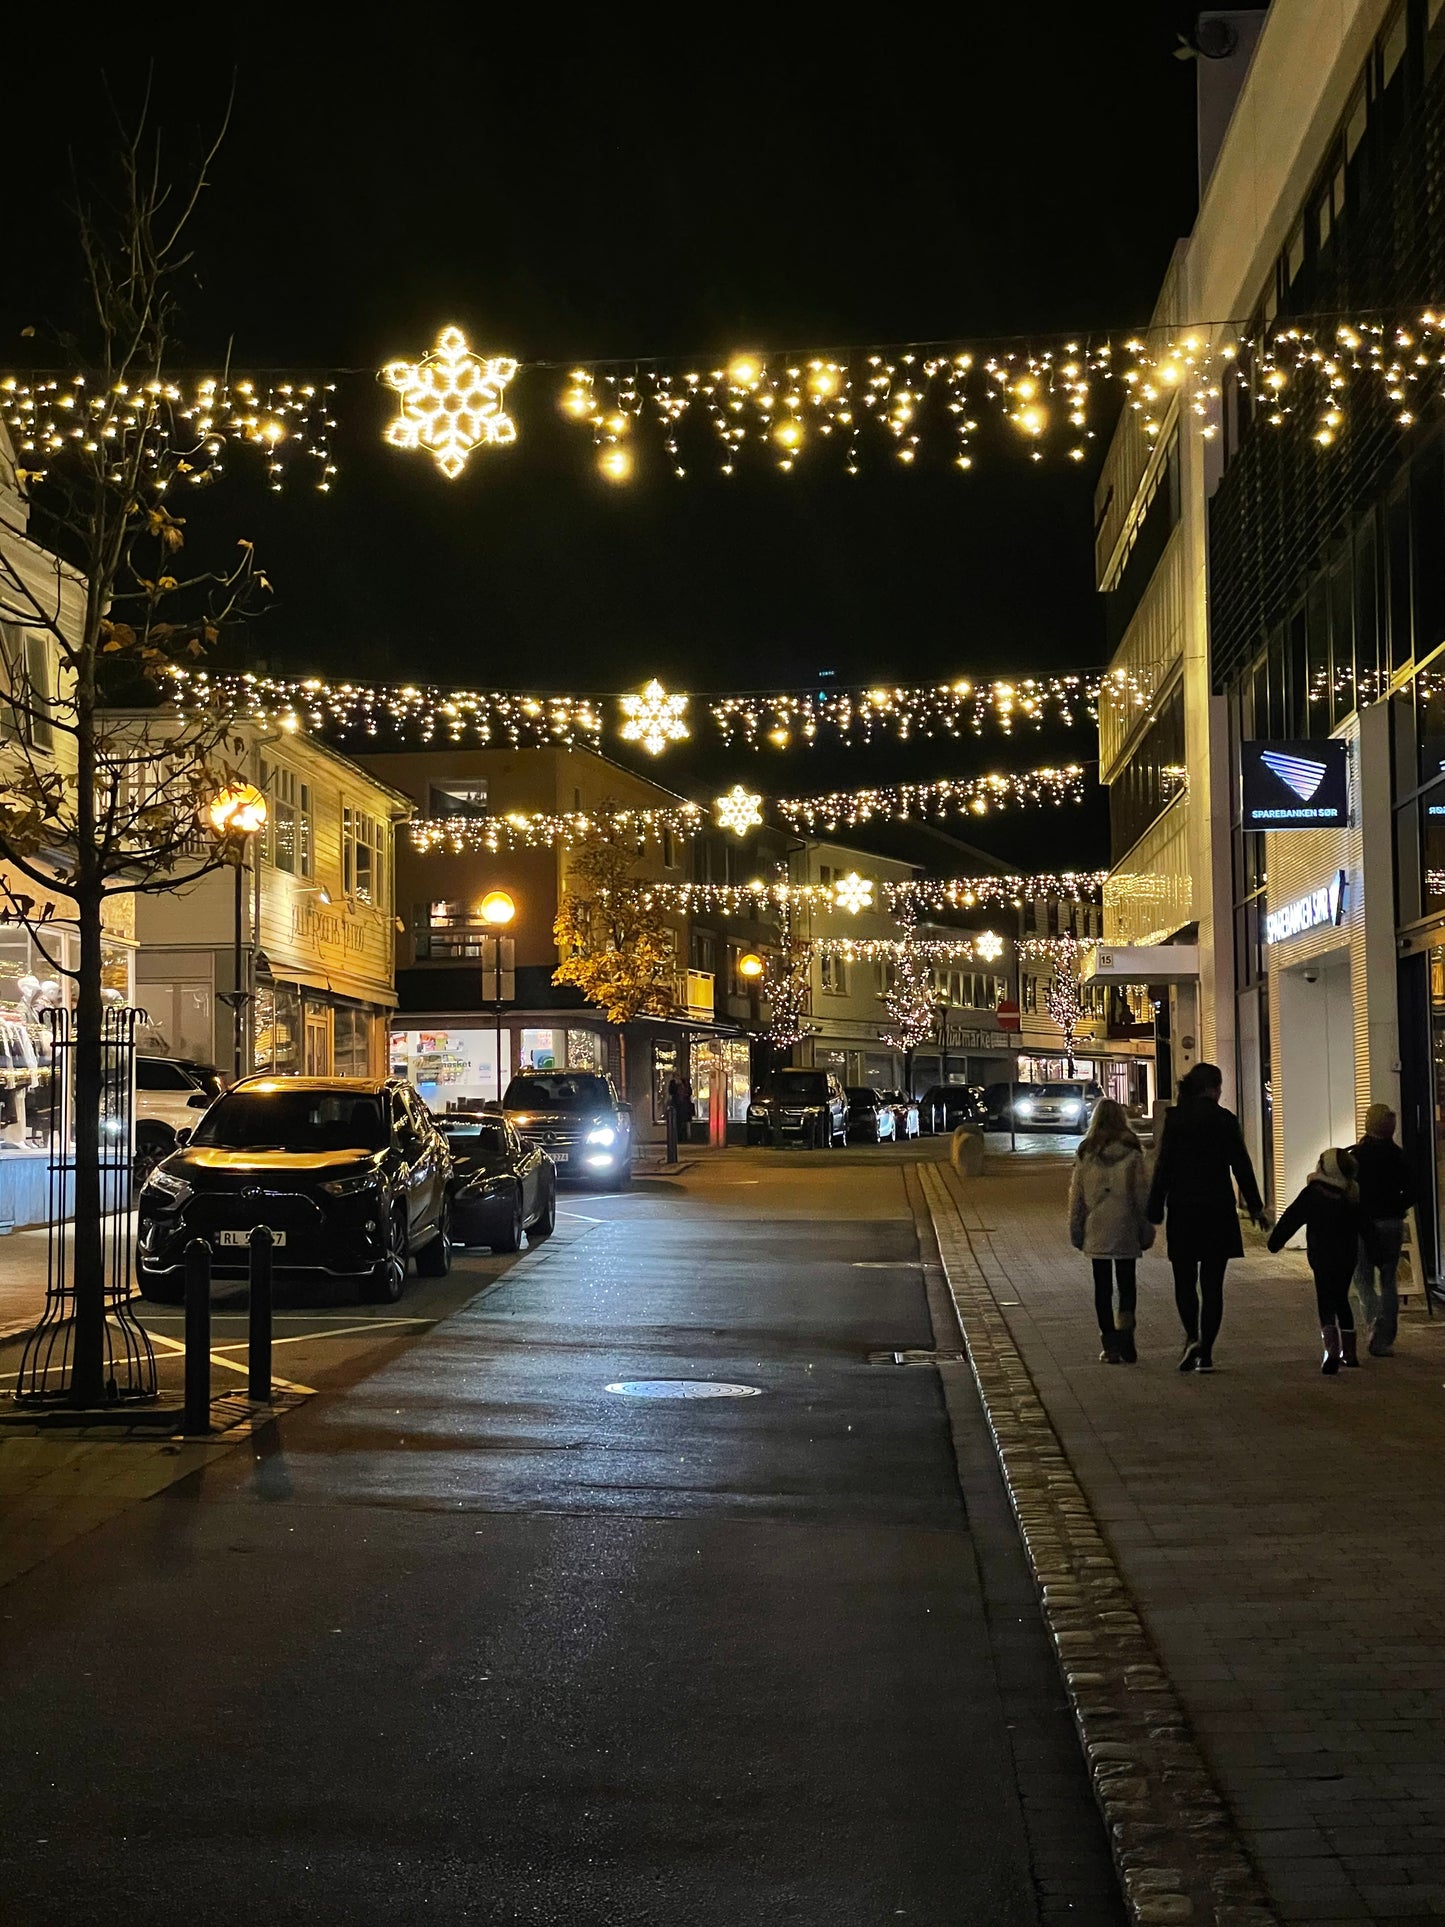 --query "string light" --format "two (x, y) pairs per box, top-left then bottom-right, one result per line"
(811, 936), (994, 962)
(833, 872), (874, 914)
(618, 679), (689, 756)
(1018, 935), (1096, 966)
(775, 766), (1088, 833)
(710, 675), (1095, 747)
(380, 326), (517, 479)
(410, 803), (703, 854)
(624, 873), (1106, 916)
(714, 784), (763, 836)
